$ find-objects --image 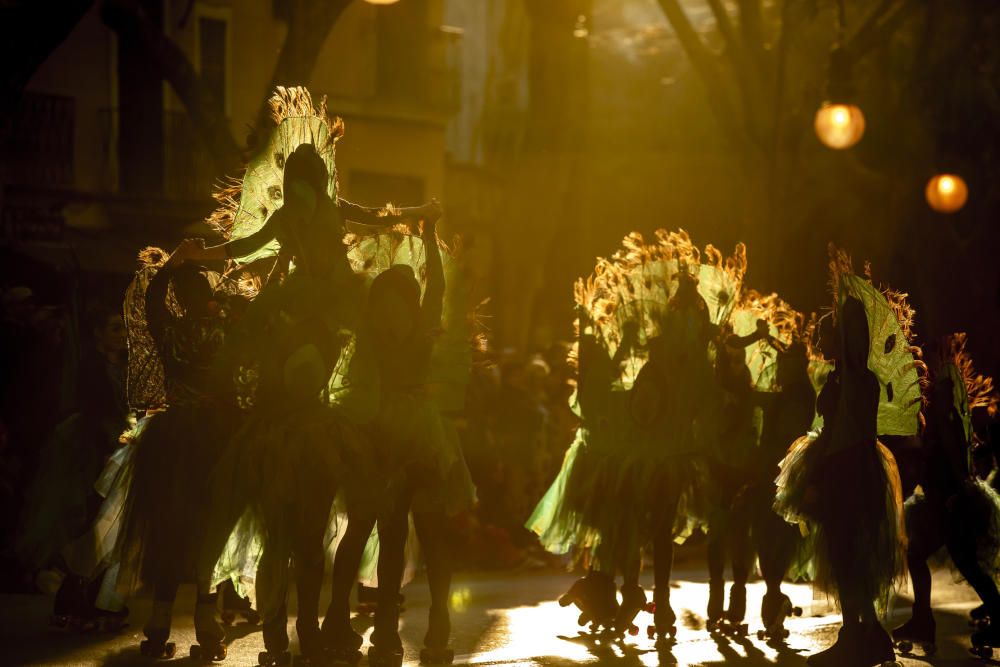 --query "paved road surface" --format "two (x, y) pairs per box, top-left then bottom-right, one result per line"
(0, 567), (985, 666)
